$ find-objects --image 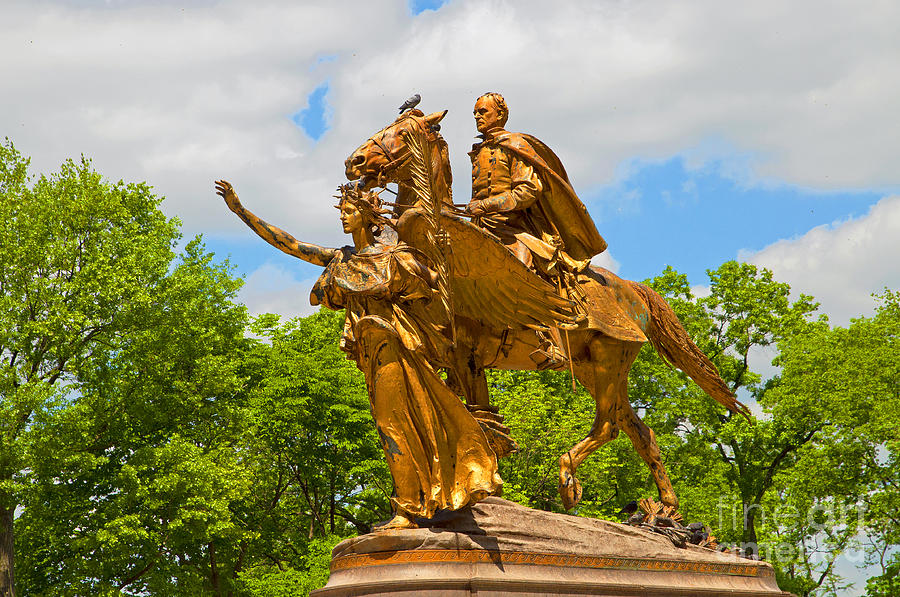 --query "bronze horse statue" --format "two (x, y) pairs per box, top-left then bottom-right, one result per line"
(343, 108), (749, 510)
